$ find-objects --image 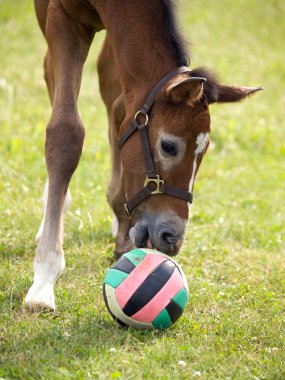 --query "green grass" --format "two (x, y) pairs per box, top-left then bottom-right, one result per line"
(0, 0), (284, 379)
